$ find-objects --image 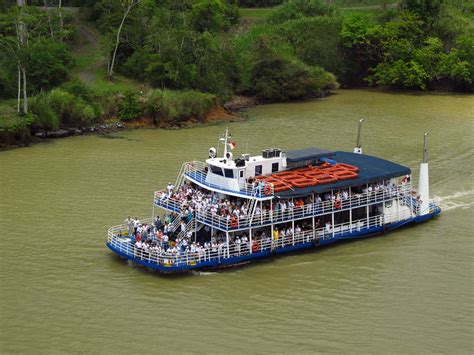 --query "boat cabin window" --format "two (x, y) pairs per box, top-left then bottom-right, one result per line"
(272, 162), (279, 173)
(255, 165), (262, 176)
(210, 165), (223, 176)
(224, 168), (234, 178)
(239, 170), (244, 178)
